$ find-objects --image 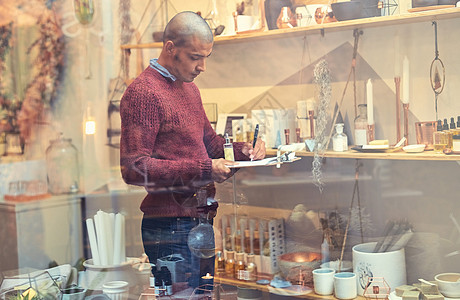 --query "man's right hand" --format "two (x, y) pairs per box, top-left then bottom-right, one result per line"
(211, 158), (235, 183)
